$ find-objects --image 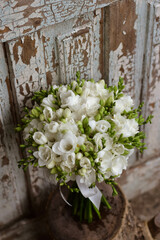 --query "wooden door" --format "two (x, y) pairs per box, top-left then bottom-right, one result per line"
(0, 0), (160, 238)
